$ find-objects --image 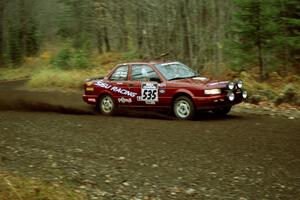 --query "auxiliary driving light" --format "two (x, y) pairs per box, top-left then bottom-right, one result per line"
(228, 92), (235, 101)
(237, 80), (243, 89)
(242, 90), (248, 99)
(228, 81), (235, 90)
